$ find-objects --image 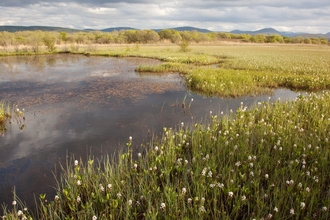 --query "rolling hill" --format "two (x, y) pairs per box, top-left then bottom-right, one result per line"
(0, 25), (81, 32)
(153, 26), (211, 33)
(0, 26), (329, 39)
(101, 27), (138, 32)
